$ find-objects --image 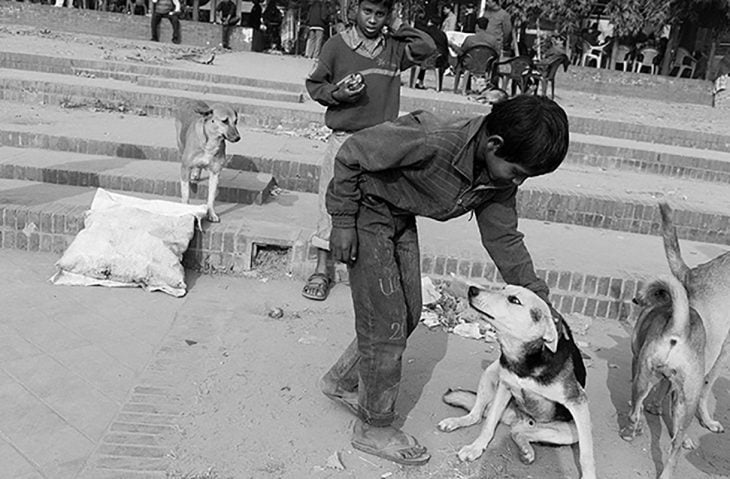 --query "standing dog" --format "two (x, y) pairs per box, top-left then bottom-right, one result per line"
(438, 284), (596, 479)
(621, 202), (730, 477)
(175, 100), (241, 222)
(620, 274), (705, 479)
